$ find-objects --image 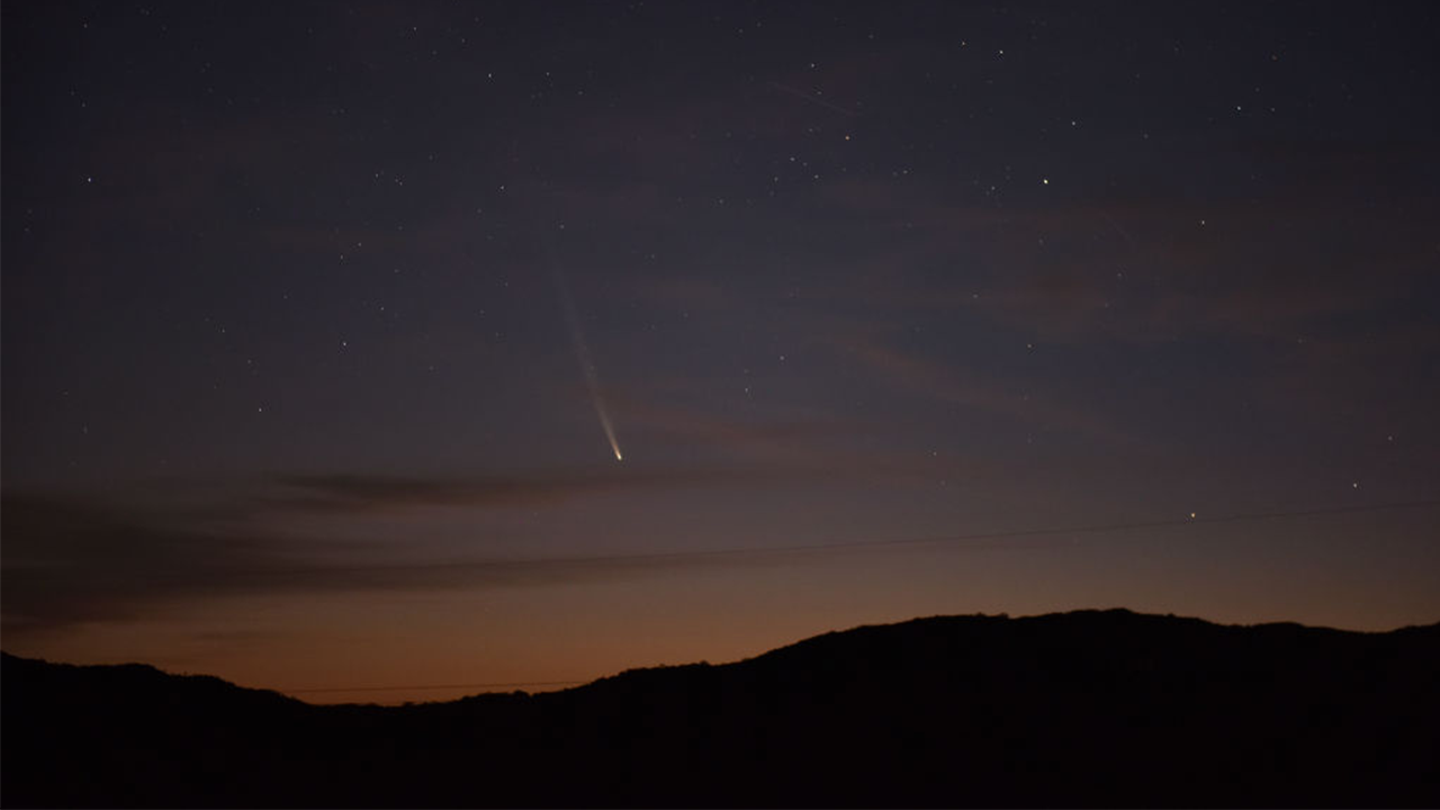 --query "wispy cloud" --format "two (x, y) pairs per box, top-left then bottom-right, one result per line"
(264, 466), (778, 513)
(0, 464), (830, 638)
(822, 329), (1137, 447)
(814, 136), (1437, 350)
(0, 488), (596, 637)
